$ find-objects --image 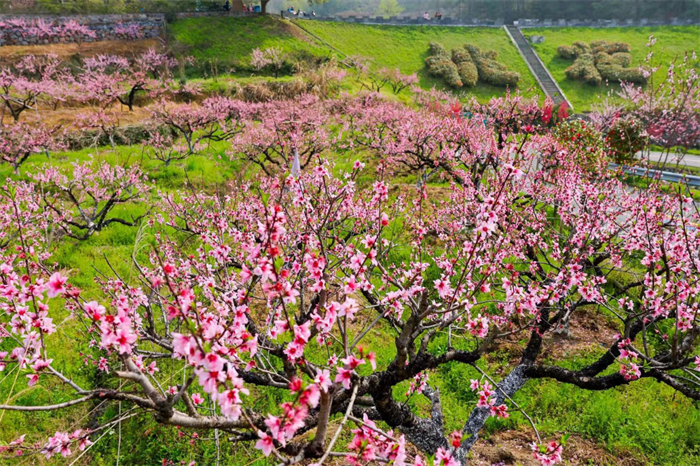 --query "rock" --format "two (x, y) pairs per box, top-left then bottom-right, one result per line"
(529, 35), (545, 44)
